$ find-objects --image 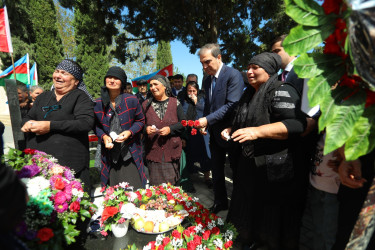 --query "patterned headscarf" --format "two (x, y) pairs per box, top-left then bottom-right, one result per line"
(53, 59), (94, 101)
